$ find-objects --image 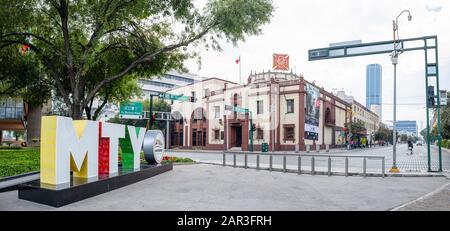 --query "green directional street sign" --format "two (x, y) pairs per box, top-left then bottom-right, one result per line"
(120, 101), (143, 119)
(234, 106), (249, 114)
(225, 105), (249, 113)
(159, 93), (195, 102)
